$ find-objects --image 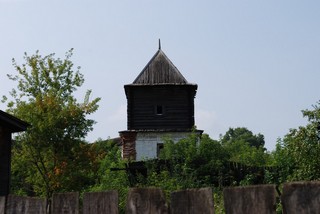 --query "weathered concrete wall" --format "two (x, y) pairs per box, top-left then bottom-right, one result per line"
(223, 185), (276, 214)
(281, 181), (320, 214)
(3, 183), (320, 213)
(83, 191), (118, 214)
(126, 188), (168, 214)
(171, 188), (215, 214)
(0, 196), (5, 214)
(52, 192), (79, 214)
(6, 195), (46, 214)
